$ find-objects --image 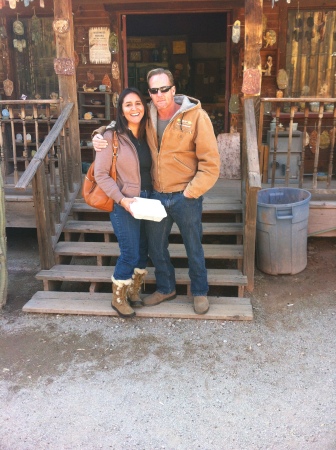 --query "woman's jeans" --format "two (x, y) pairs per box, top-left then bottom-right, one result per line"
(146, 191), (208, 296)
(110, 190), (151, 280)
